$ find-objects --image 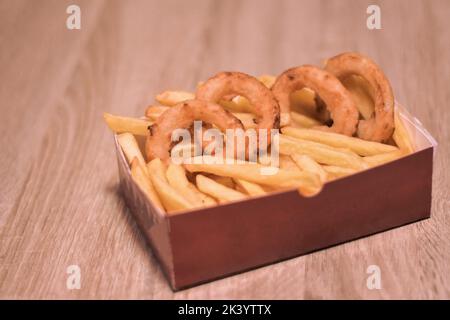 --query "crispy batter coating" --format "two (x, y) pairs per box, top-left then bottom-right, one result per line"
(272, 65), (359, 136)
(325, 52), (394, 142)
(145, 99), (244, 161)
